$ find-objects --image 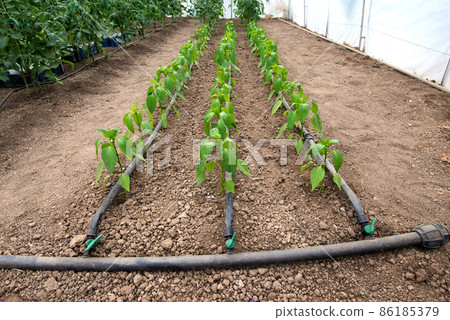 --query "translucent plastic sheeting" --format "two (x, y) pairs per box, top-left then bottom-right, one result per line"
(262, 0), (450, 89)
